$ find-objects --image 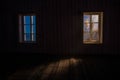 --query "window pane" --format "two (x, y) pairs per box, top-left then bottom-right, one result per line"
(24, 25), (30, 33)
(92, 23), (99, 32)
(32, 25), (36, 33)
(84, 23), (90, 32)
(24, 16), (30, 24)
(84, 15), (90, 23)
(84, 22), (90, 41)
(91, 23), (99, 40)
(84, 15), (90, 41)
(32, 33), (36, 41)
(92, 15), (99, 22)
(33, 16), (36, 24)
(84, 32), (91, 41)
(24, 33), (31, 41)
(91, 32), (99, 41)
